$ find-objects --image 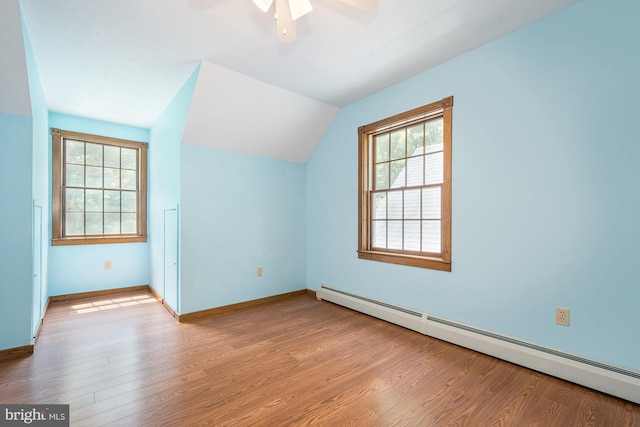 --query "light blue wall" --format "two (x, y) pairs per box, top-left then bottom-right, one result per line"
(306, 0), (640, 371)
(0, 113), (33, 350)
(149, 64), (199, 311)
(47, 113), (151, 296)
(180, 144), (306, 314)
(22, 10), (49, 331)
